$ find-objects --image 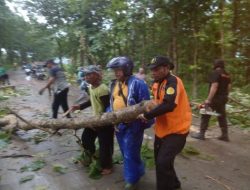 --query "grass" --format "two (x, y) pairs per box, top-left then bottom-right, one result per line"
(181, 145), (215, 161)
